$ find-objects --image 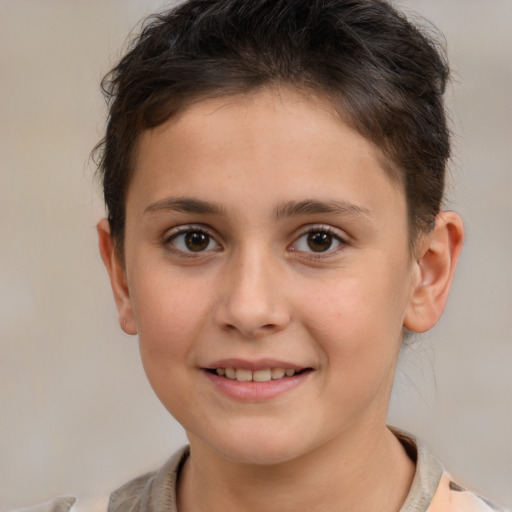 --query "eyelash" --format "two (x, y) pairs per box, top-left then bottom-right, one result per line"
(163, 224), (348, 258)
(289, 225), (347, 257)
(164, 225), (221, 255)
